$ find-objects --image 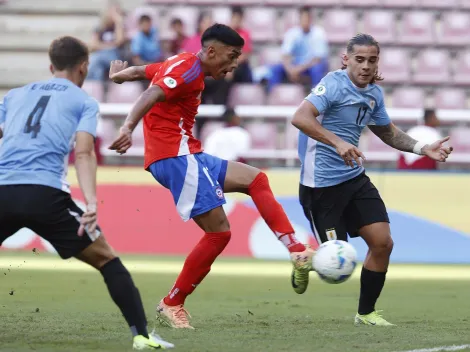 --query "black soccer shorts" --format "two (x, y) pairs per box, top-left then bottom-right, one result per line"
(0, 185), (101, 259)
(299, 171), (389, 243)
